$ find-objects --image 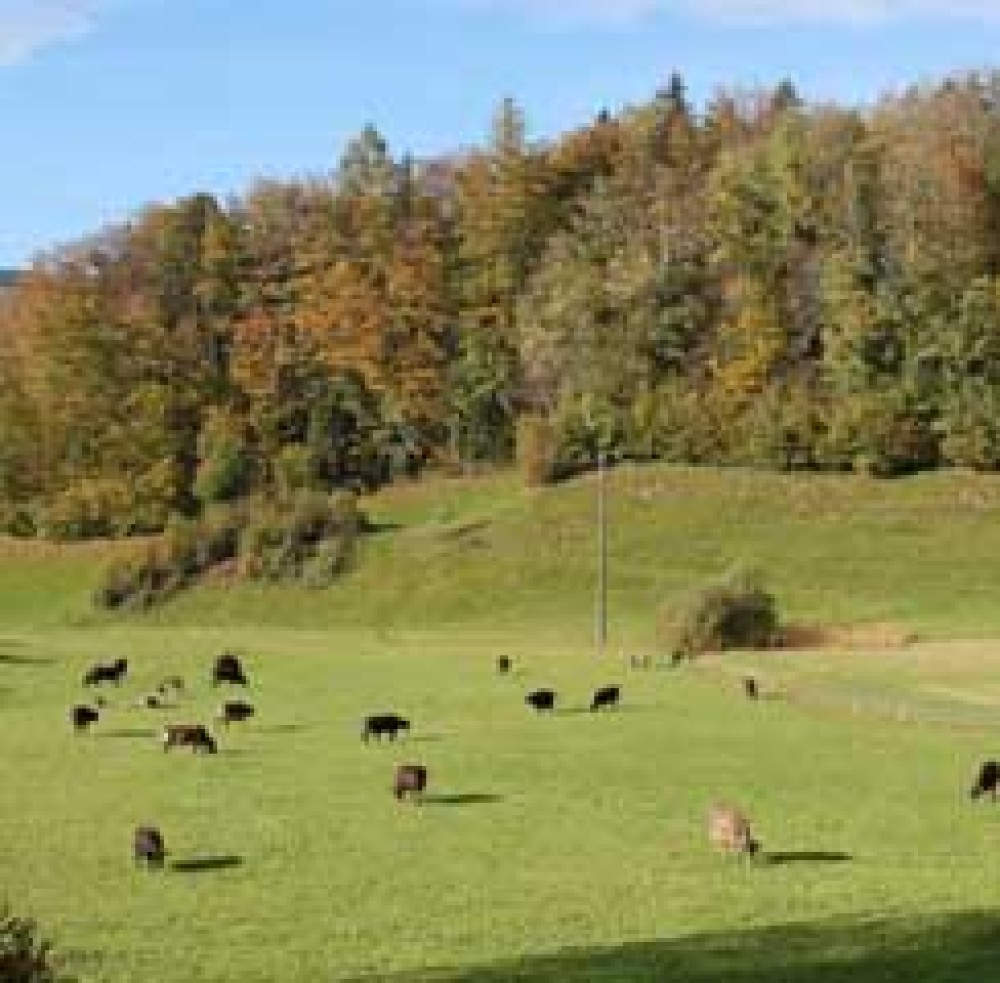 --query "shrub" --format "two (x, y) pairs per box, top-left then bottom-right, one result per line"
(40, 479), (132, 540)
(95, 492), (362, 609)
(0, 504), (36, 538)
(0, 903), (71, 982)
(273, 445), (323, 498)
(658, 565), (779, 659)
(240, 491), (360, 585)
(93, 544), (175, 612)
